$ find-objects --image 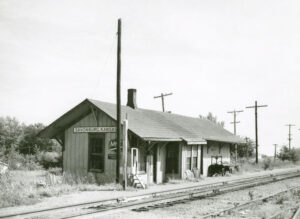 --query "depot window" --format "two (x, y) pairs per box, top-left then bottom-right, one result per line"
(186, 145), (198, 170)
(88, 134), (105, 172)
